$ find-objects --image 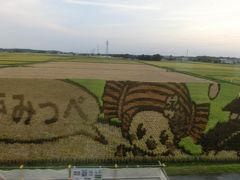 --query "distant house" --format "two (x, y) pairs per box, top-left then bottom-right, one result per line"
(175, 56), (189, 61)
(219, 58), (234, 64)
(180, 57), (189, 61)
